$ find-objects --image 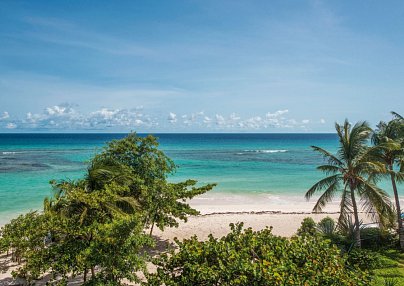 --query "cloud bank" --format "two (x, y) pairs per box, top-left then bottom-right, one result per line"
(0, 104), (324, 132)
